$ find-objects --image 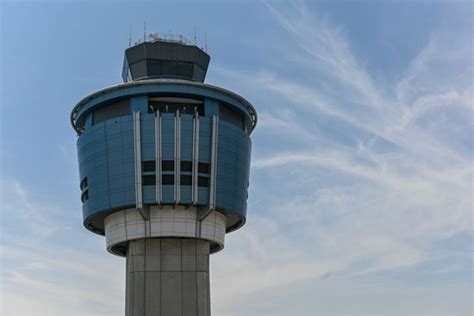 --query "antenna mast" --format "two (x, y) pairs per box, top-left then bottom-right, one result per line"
(144, 22), (146, 41)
